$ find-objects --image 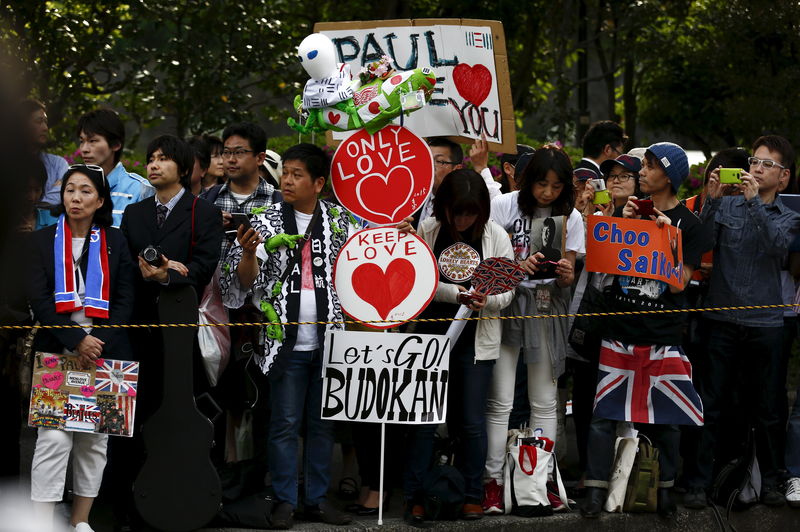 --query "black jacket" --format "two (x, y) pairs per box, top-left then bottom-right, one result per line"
(27, 224), (136, 359)
(120, 190), (223, 323)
